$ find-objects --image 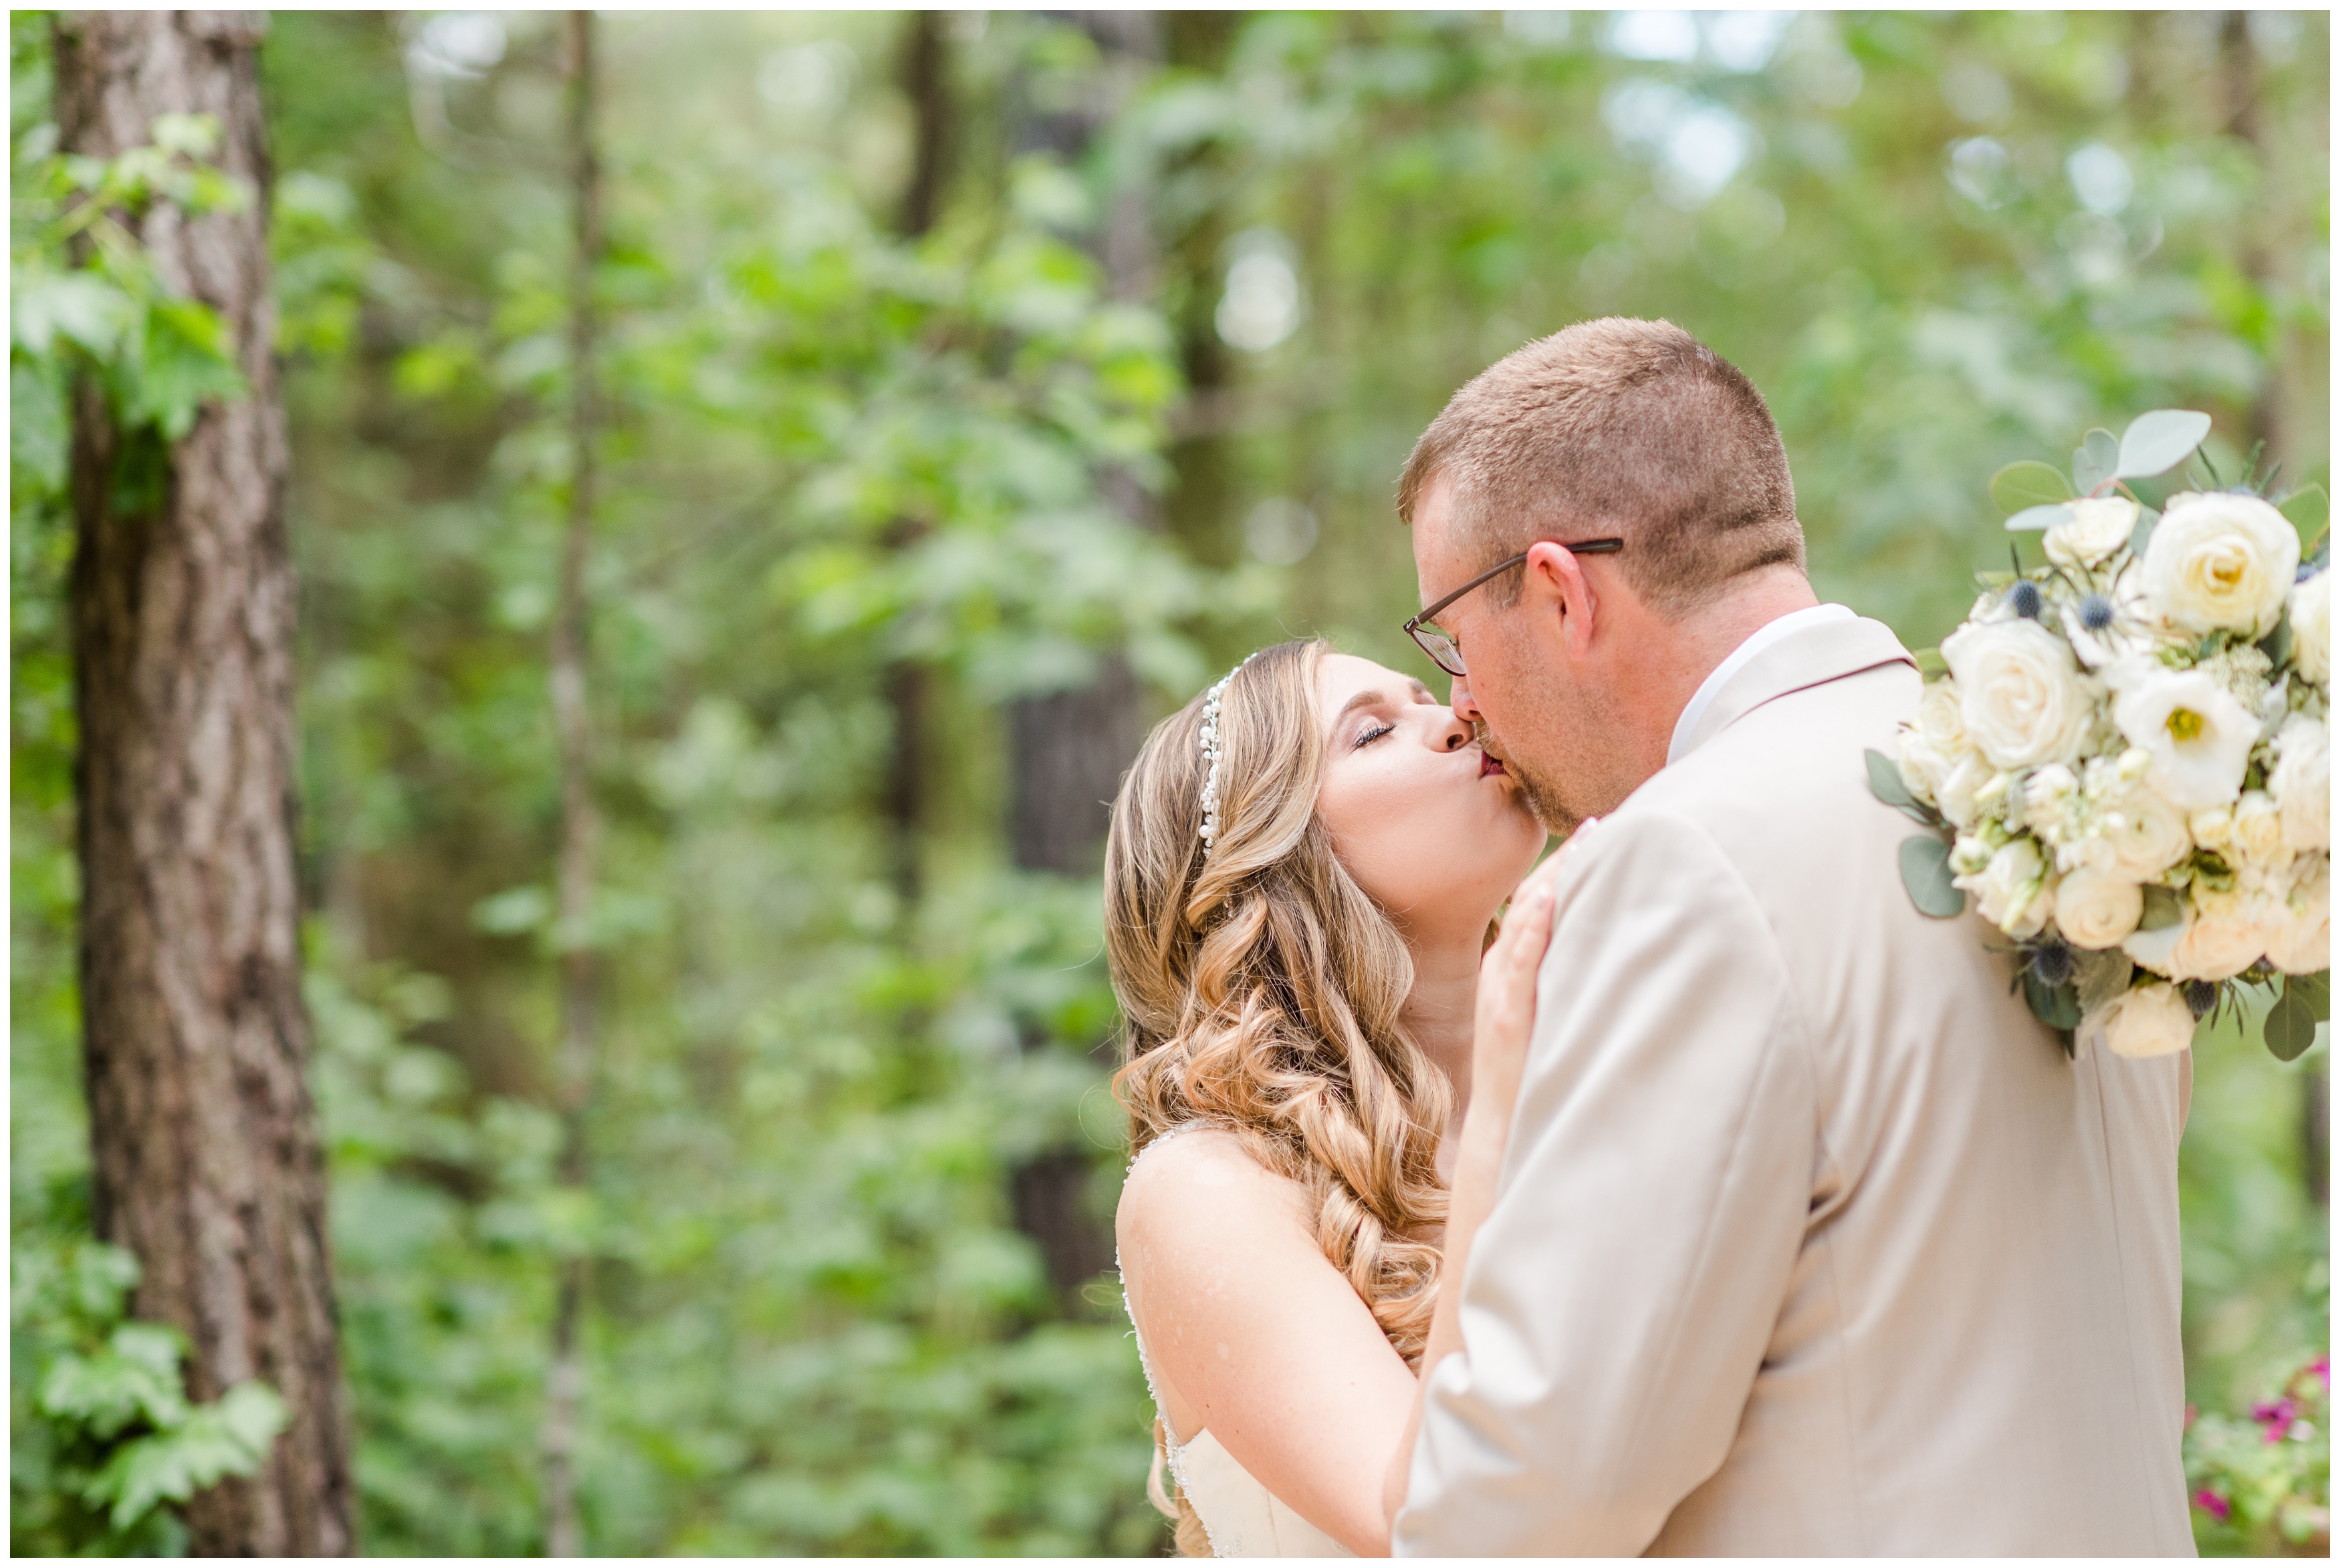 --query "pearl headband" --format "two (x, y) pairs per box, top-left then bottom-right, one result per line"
(1196, 654), (1257, 854)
